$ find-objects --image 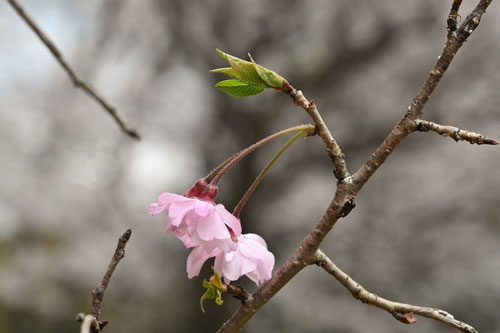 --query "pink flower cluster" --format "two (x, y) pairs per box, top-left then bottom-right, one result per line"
(150, 190), (274, 285)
